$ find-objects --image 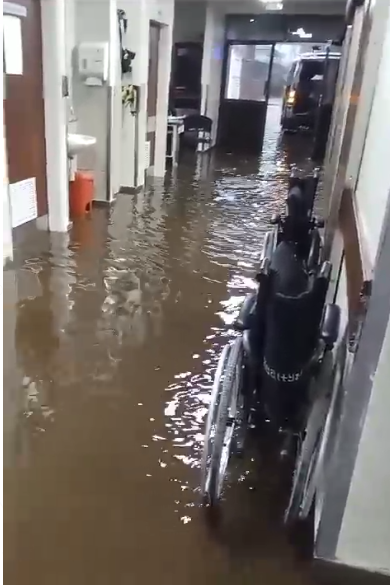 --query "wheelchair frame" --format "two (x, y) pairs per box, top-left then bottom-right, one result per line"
(200, 171), (340, 525)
